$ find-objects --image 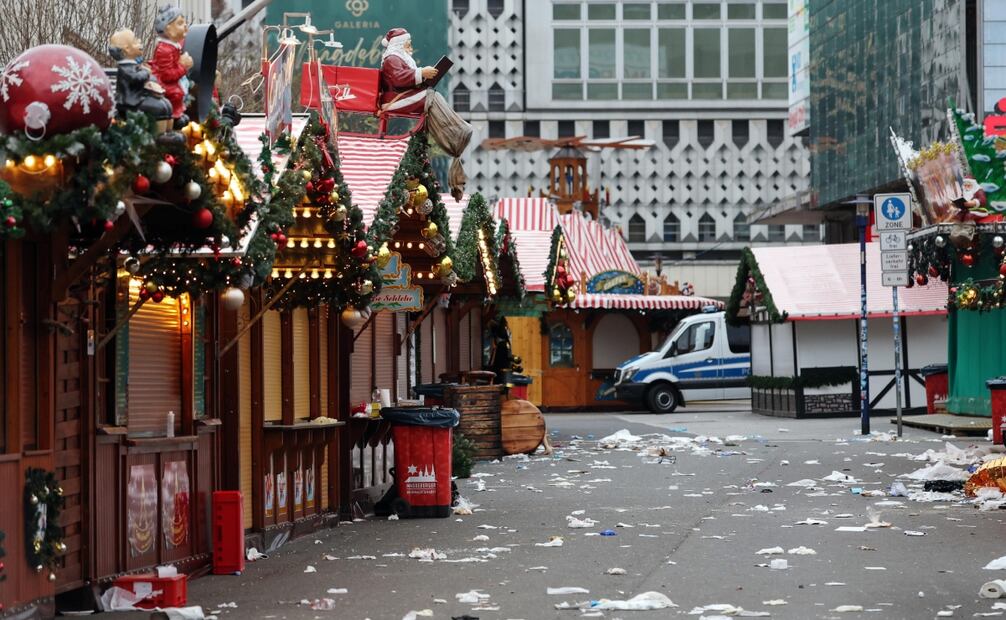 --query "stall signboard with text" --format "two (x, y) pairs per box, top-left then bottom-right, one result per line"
(372, 252), (423, 312)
